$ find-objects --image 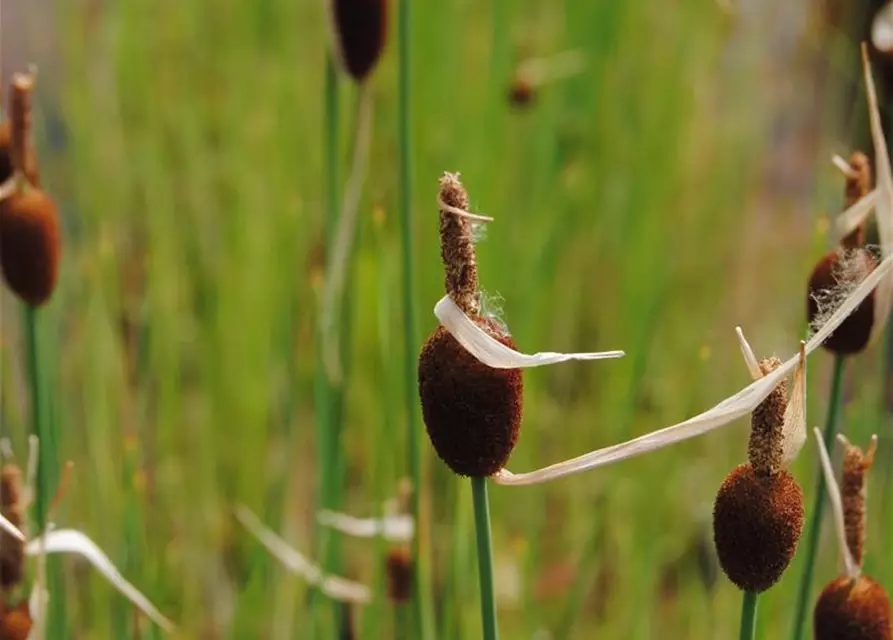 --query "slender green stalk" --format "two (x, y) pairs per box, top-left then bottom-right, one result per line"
(396, 0), (433, 637)
(790, 356), (846, 640)
(739, 591), (758, 640)
(310, 52), (342, 638)
(24, 305), (63, 632)
(471, 477), (498, 640)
